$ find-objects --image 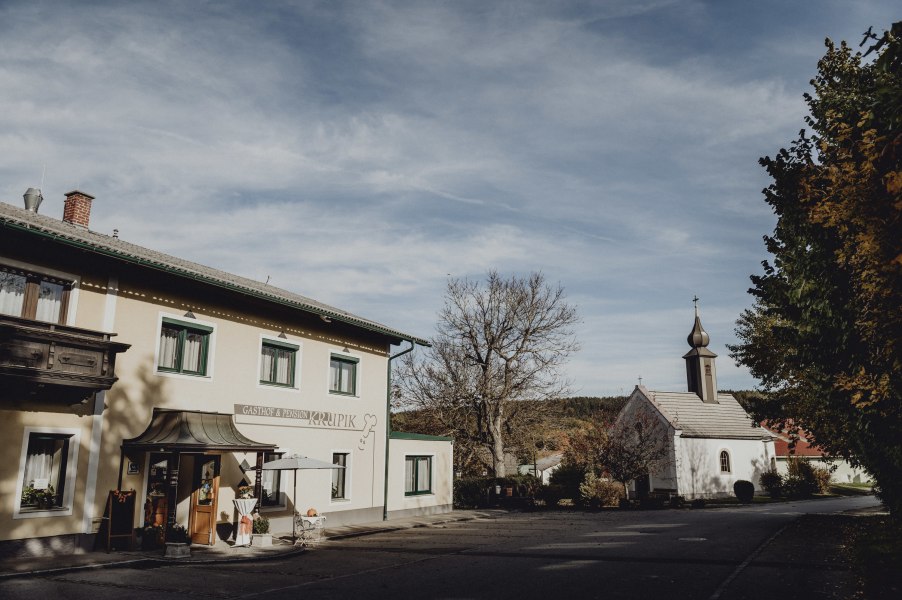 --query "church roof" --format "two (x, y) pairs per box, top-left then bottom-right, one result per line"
(638, 386), (773, 440)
